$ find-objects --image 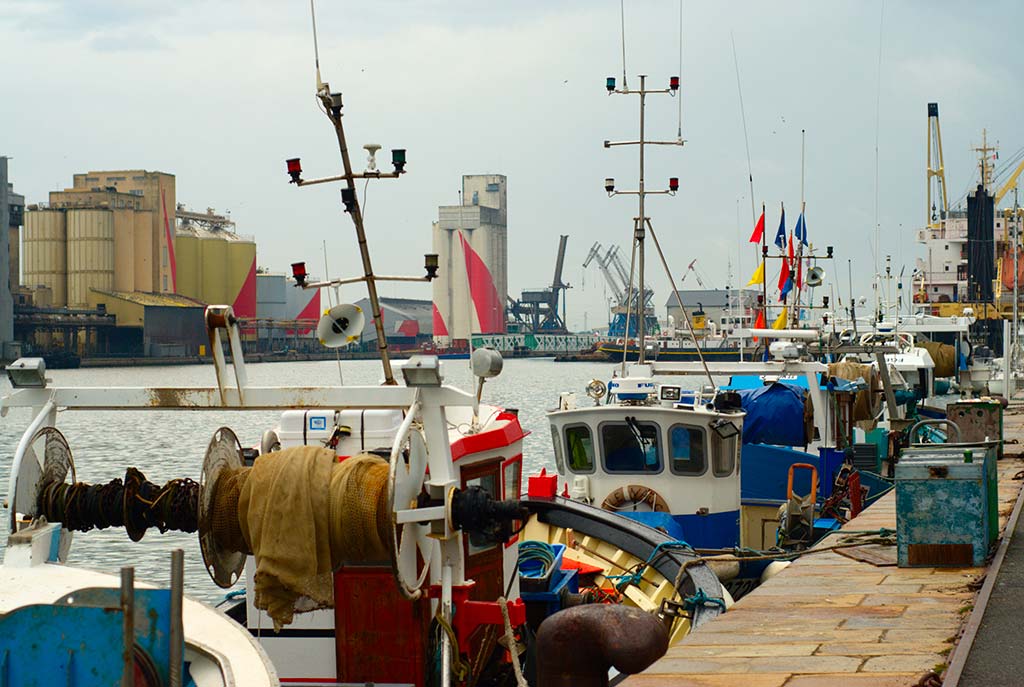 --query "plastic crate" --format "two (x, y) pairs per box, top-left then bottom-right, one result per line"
(519, 543), (565, 593)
